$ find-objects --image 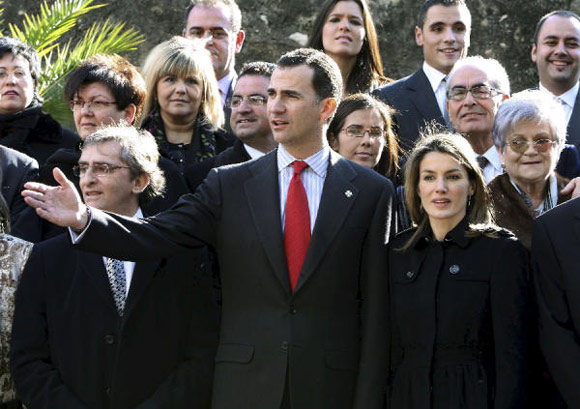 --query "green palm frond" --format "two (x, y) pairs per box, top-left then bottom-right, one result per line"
(8, 0), (104, 58)
(0, 1), (4, 31)
(40, 20), (144, 124)
(4, 0), (145, 125)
